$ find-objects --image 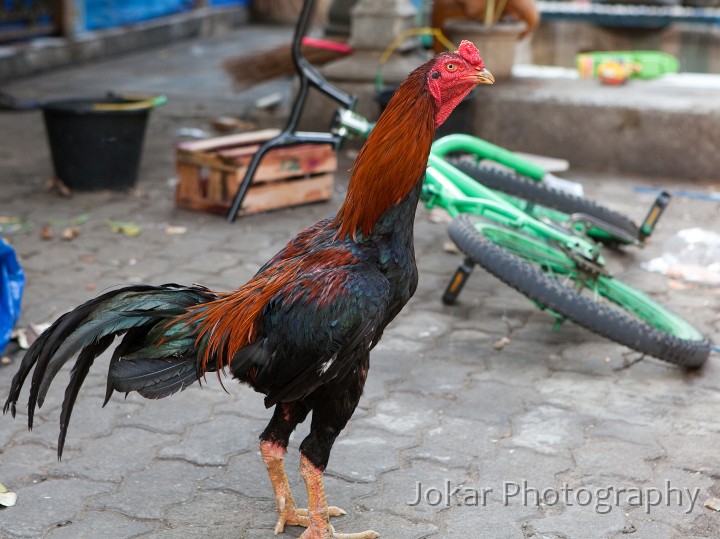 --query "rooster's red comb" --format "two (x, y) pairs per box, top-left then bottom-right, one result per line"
(458, 40), (484, 70)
